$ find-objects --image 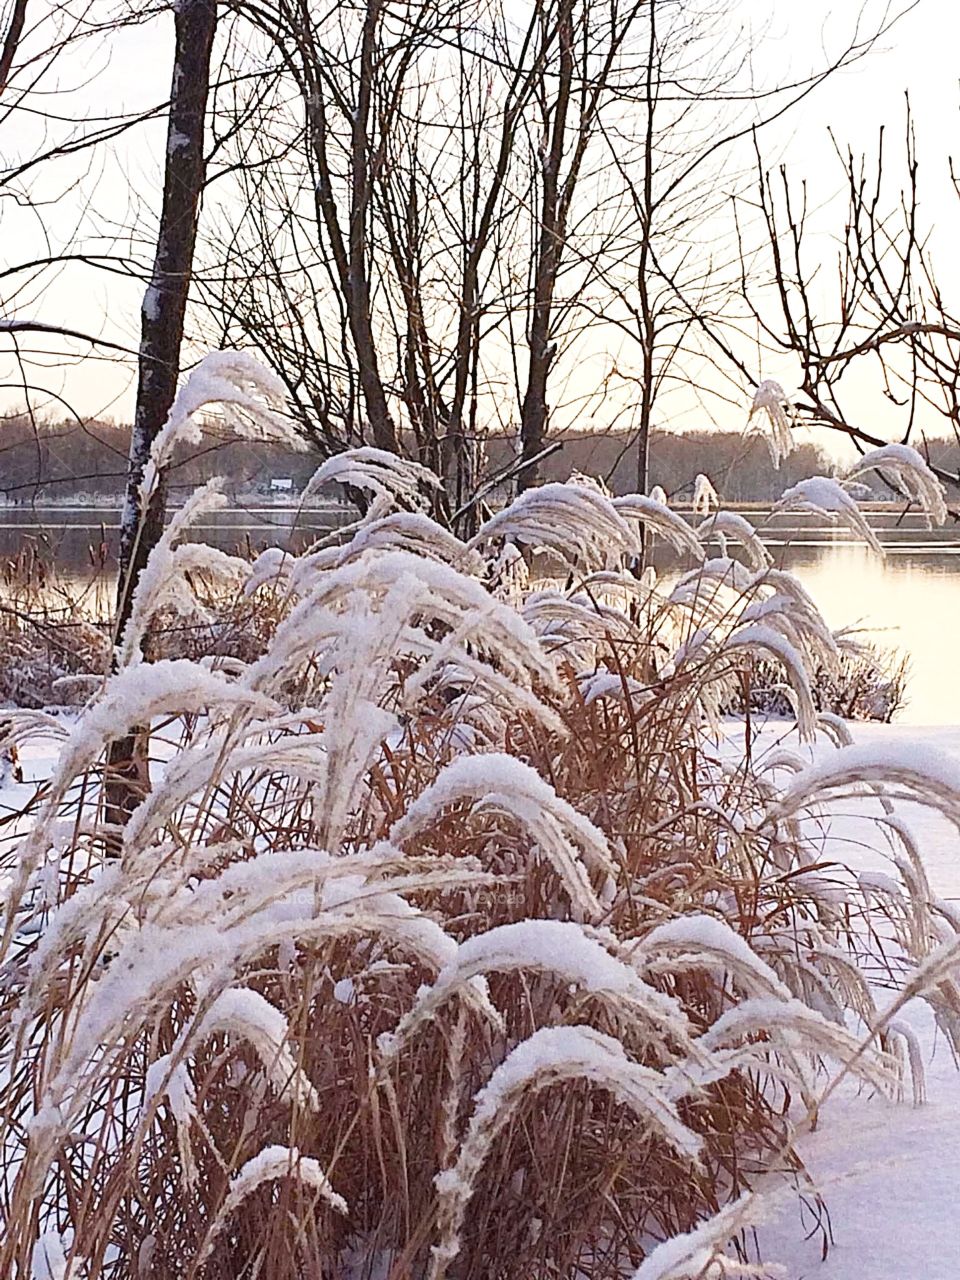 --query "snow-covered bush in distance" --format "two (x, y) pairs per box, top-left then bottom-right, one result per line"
(1, 363), (959, 1278)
